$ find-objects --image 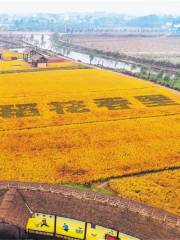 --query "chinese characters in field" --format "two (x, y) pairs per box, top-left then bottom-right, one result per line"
(0, 95), (178, 118)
